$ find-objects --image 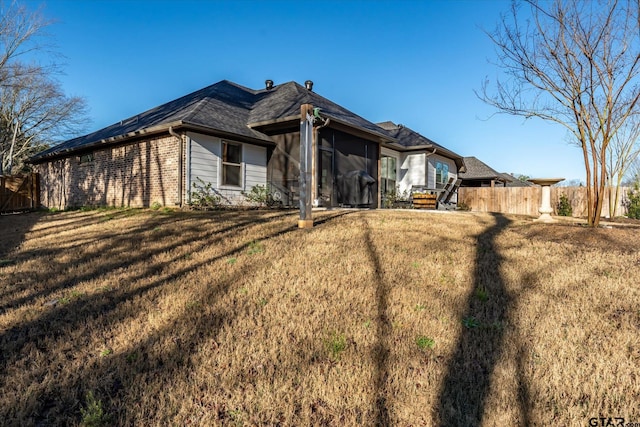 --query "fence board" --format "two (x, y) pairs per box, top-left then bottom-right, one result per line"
(0, 173), (40, 213)
(458, 186), (631, 218)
